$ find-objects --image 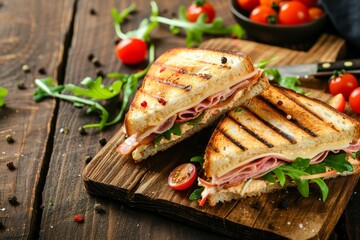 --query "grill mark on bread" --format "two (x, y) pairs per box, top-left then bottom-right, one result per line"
(217, 127), (248, 151)
(281, 88), (341, 133)
(146, 75), (192, 91)
(226, 114), (274, 148)
(258, 95), (318, 137)
(243, 106), (297, 144)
